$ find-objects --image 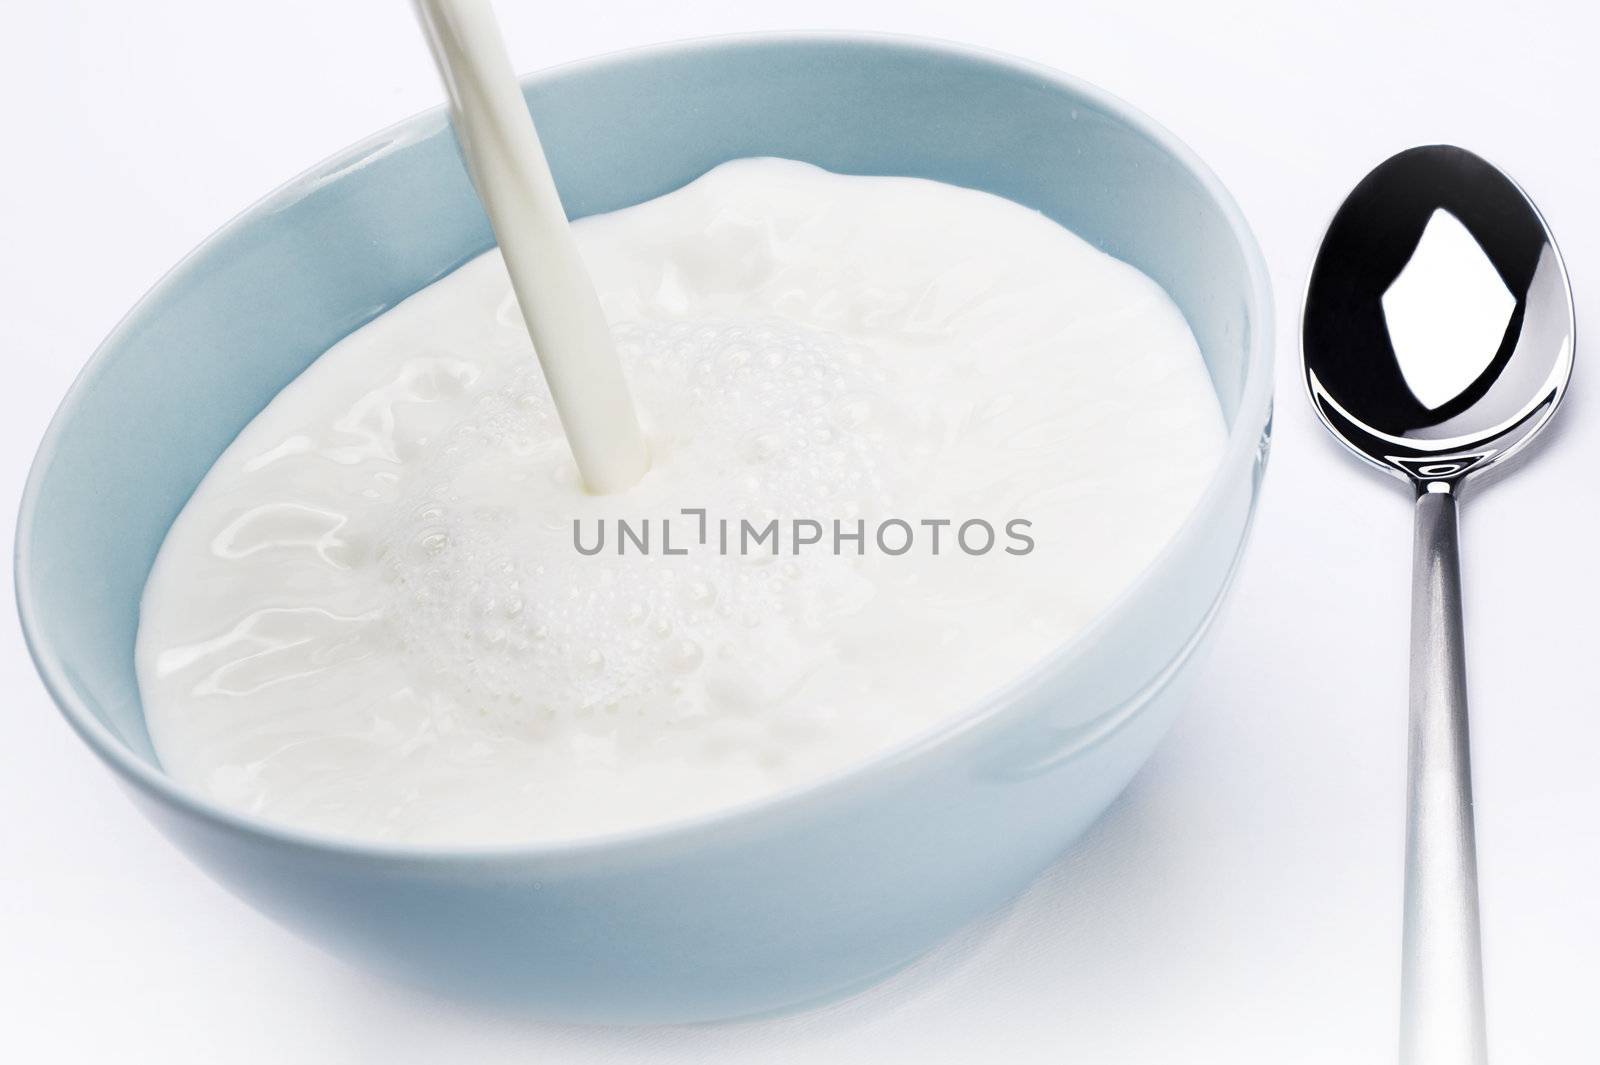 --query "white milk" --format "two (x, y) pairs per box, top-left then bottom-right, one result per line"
(414, 0), (649, 492)
(136, 159), (1227, 845)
